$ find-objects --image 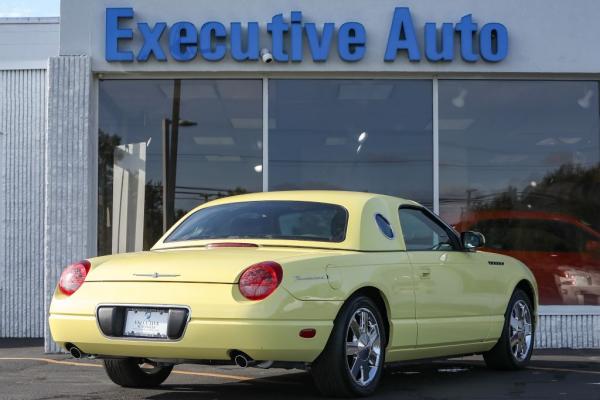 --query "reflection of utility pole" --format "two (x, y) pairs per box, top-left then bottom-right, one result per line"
(169, 79), (181, 229)
(162, 117), (172, 233)
(466, 188), (478, 210)
(162, 79), (197, 233)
